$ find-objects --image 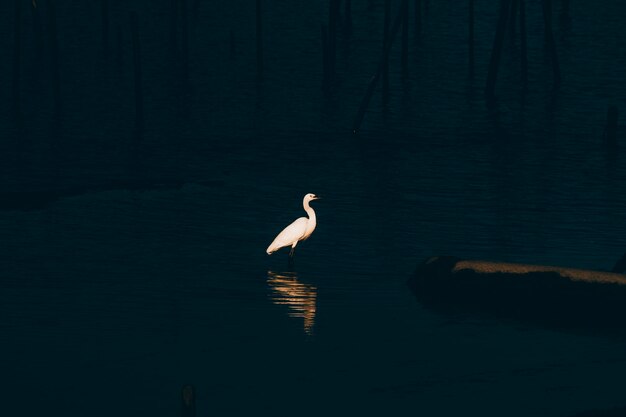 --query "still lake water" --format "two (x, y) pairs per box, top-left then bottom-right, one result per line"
(1, 0), (626, 415)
